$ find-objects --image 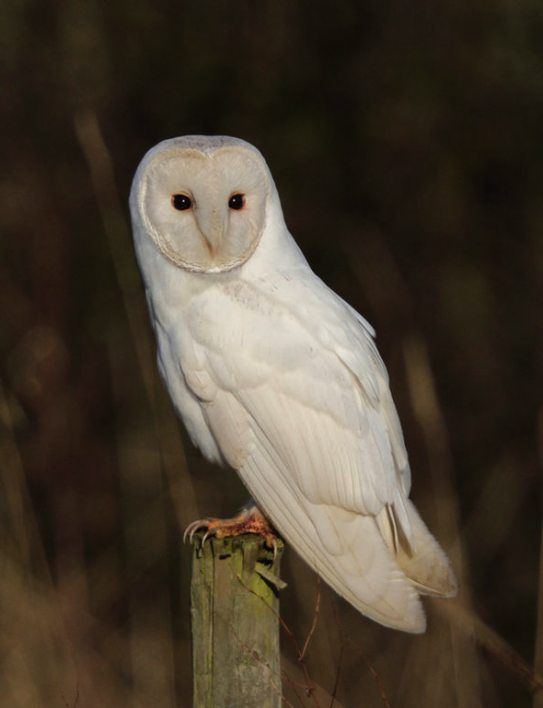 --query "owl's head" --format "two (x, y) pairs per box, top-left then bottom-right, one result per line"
(130, 136), (276, 273)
